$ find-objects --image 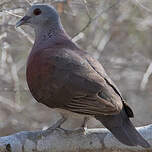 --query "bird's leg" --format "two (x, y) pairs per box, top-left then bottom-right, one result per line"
(45, 116), (66, 133)
(82, 116), (88, 129)
(81, 116), (89, 135)
(59, 116), (89, 135)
